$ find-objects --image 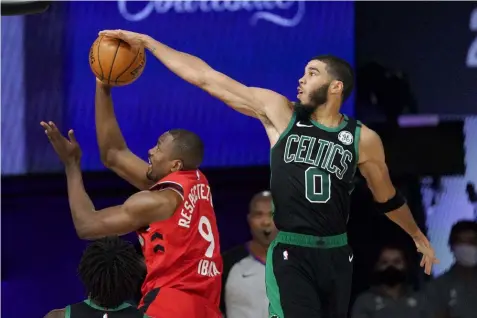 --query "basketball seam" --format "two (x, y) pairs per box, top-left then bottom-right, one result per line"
(97, 35), (105, 80)
(107, 39), (122, 85)
(114, 47), (141, 84)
